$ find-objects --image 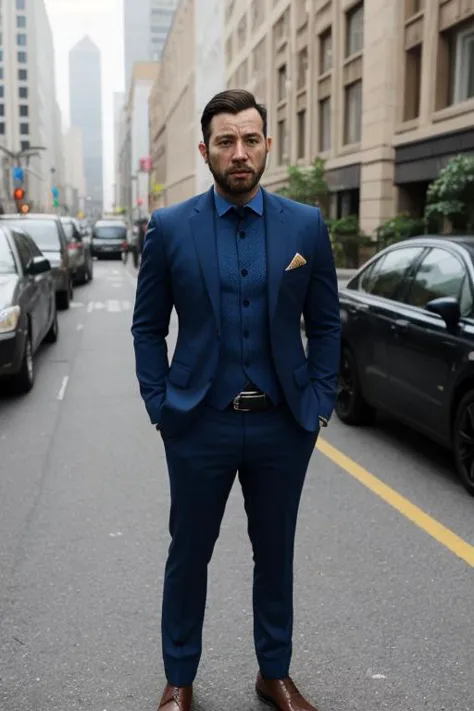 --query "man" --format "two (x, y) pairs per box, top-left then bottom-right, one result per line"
(132, 89), (341, 711)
